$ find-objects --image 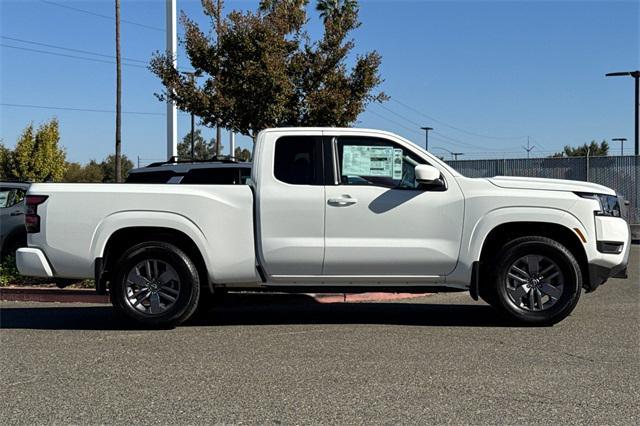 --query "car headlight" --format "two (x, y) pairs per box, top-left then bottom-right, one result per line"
(576, 193), (622, 217)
